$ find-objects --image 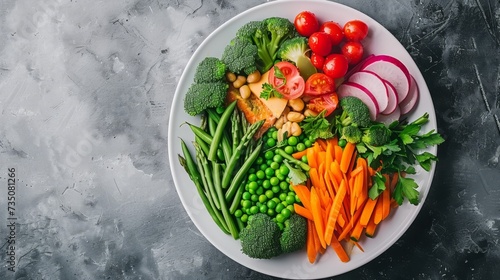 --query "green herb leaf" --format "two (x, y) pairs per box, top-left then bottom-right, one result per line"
(300, 110), (334, 141)
(284, 161), (308, 185)
(393, 175), (420, 206)
(260, 83), (282, 100)
(368, 172), (386, 200)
